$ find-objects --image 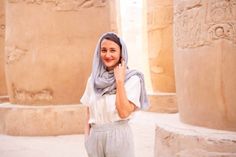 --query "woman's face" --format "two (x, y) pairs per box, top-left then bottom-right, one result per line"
(100, 39), (121, 71)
